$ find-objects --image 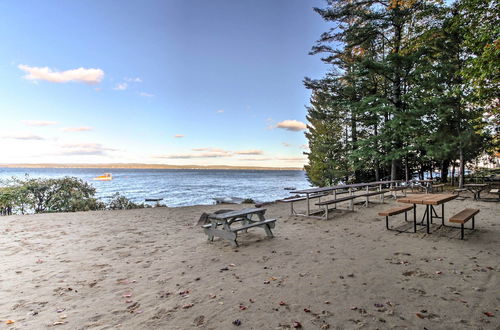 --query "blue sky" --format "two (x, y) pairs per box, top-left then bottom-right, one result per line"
(0, 0), (330, 168)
